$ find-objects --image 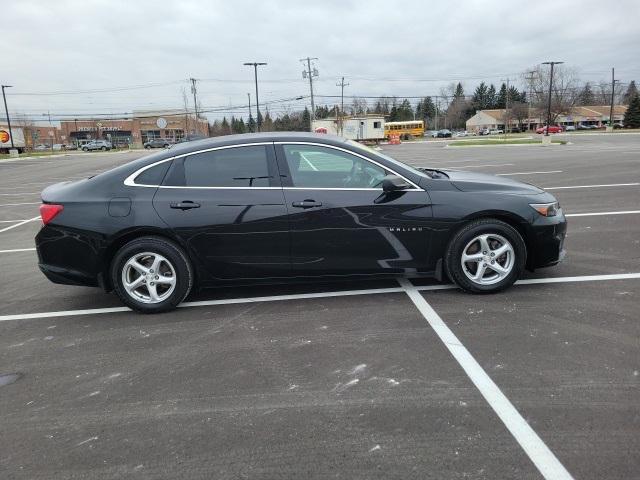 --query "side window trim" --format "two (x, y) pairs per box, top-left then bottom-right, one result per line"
(274, 142), (420, 190)
(123, 142), (282, 189)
